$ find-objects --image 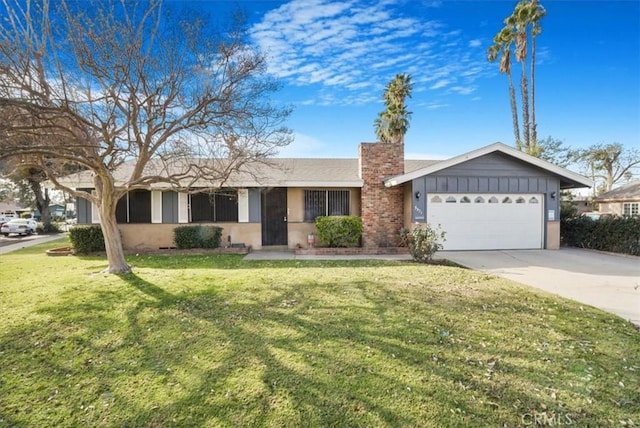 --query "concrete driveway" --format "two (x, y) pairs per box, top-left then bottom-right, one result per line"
(439, 248), (640, 326)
